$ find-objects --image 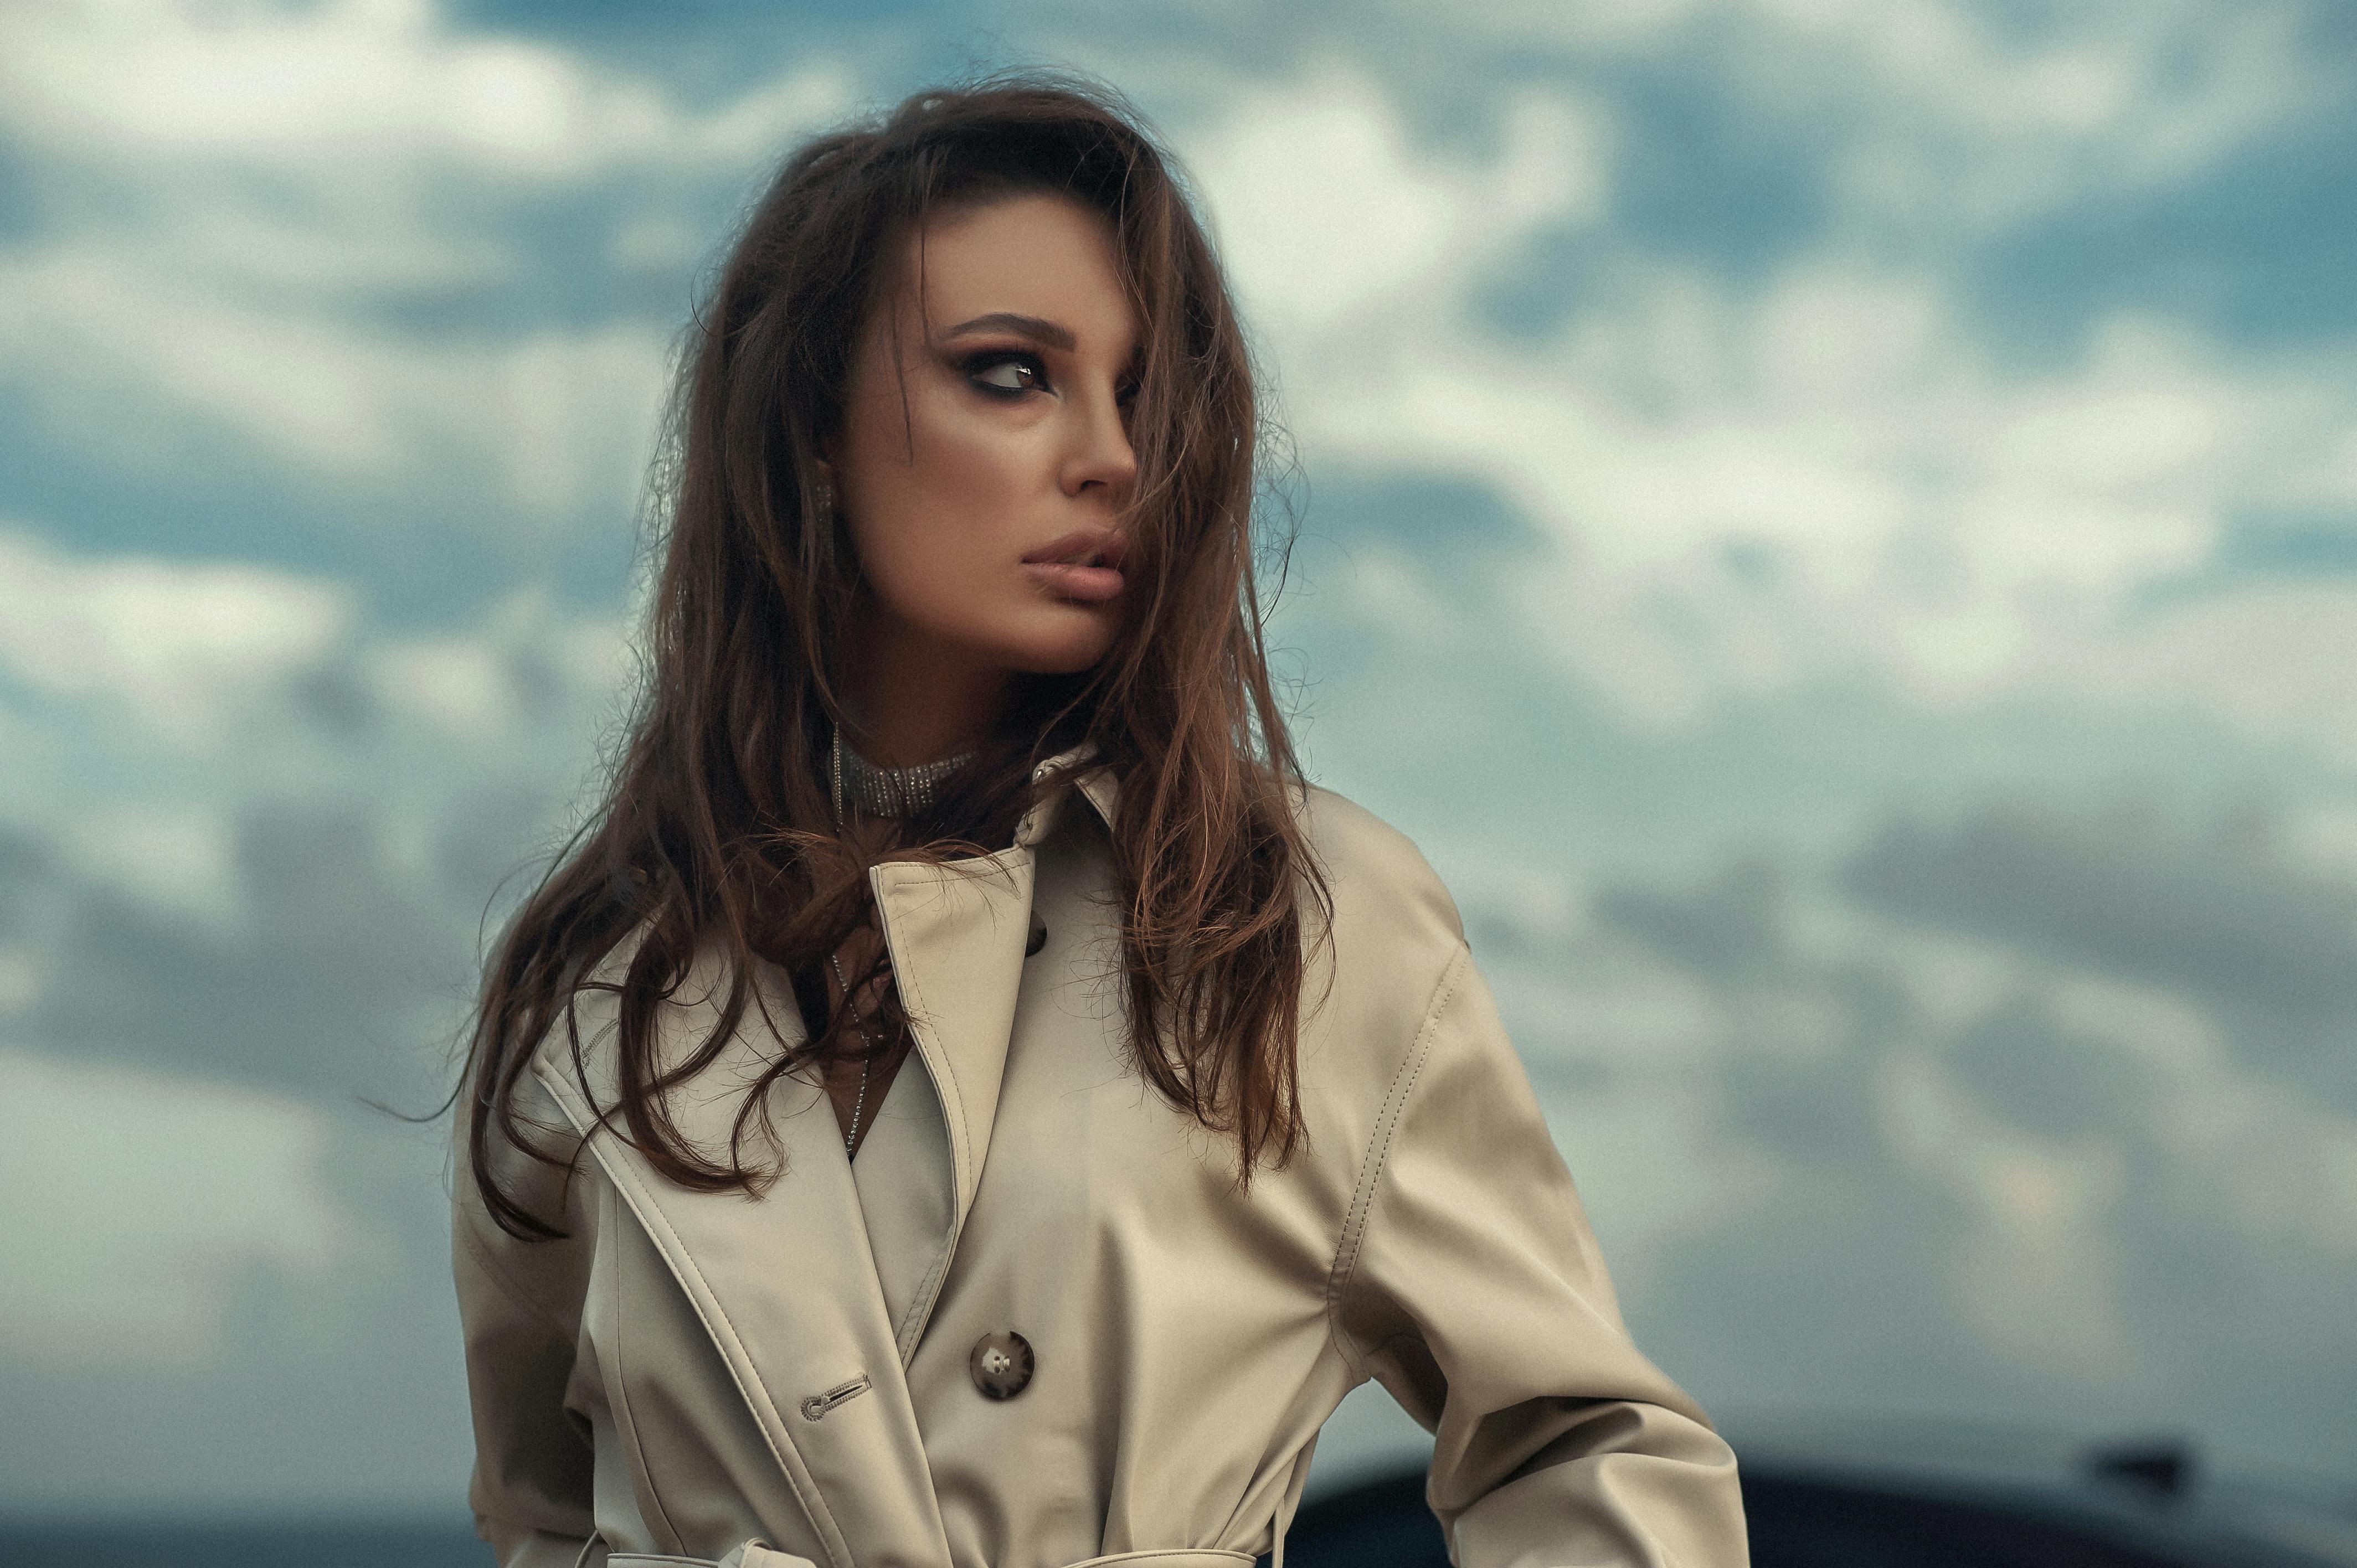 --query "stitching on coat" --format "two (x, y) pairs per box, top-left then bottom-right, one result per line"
(870, 876), (974, 1185)
(601, 1180), (688, 1556)
(1323, 940), (1469, 1381)
(855, 875), (976, 1362)
(596, 1138), (847, 1568)
(897, 1236), (955, 1364)
(1330, 942), (1466, 1298)
(535, 1061), (850, 1568)
(868, 852), (1036, 1227)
